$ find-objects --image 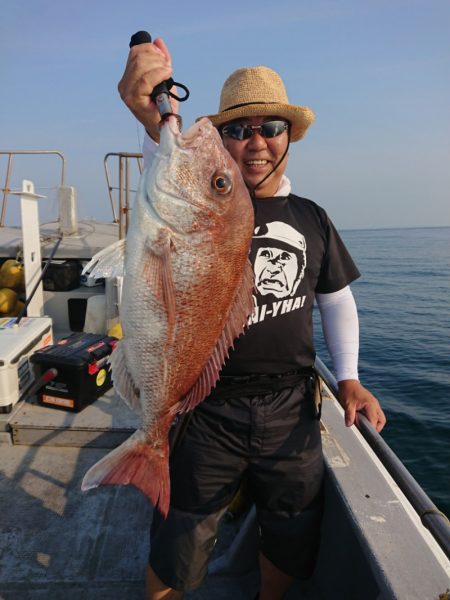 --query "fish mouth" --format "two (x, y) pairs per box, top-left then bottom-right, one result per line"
(164, 114), (182, 135)
(159, 115), (181, 142)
